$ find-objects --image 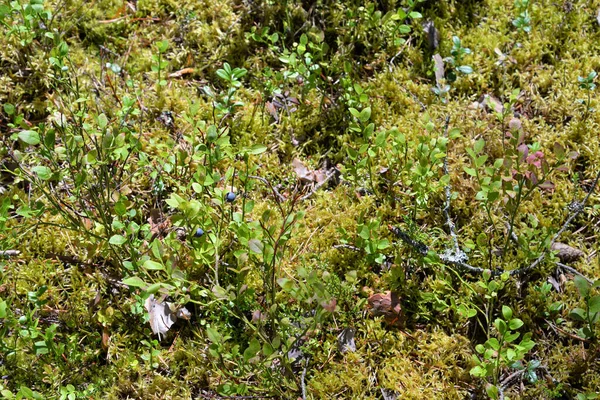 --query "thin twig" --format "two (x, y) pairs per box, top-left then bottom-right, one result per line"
(556, 262), (594, 284)
(301, 356), (310, 400)
(441, 116), (462, 257)
(333, 244), (361, 251)
(0, 250), (20, 257)
(246, 175), (286, 203)
(500, 369), (524, 390)
(388, 226), (487, 274)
